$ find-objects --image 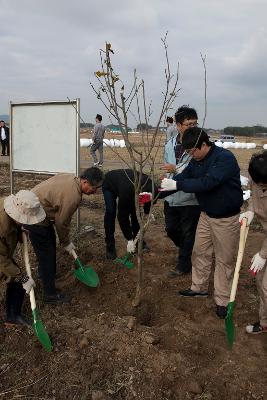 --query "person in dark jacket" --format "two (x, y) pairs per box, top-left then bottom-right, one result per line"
(161, 127), (243, 319)
(0, 120), (9, 156)
(102, 169), (153, 259)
